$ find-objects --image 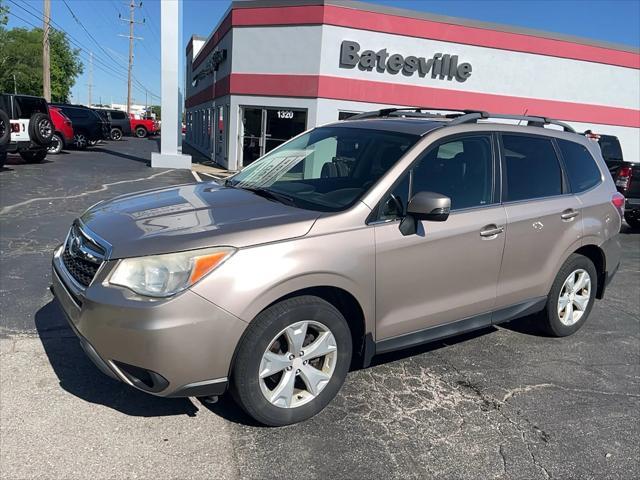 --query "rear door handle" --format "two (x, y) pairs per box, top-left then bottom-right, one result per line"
(480, 225), (504, 238)
(561, 209), (580, 221)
